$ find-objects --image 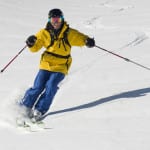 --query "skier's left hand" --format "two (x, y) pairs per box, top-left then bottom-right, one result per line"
(86, 37), (95, 48)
